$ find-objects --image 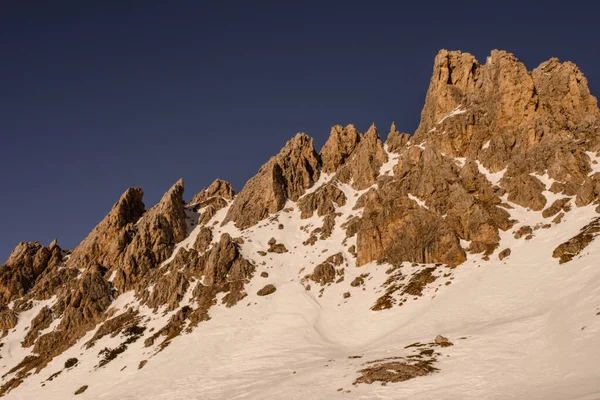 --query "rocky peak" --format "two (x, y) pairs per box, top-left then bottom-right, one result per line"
(65, 179), (187, 293)
(385, 122), (411, 153)
(223, 132), (320, 229)
(189, 179), (235, 205)
(2, 49), (600, 398)
(415, 49), (599, 151)
(320, 124), (361, 173)
(110, 179), (187, 291)
(406, 48), (600, 212)
(0, 241), (63, 307)
(335, 124), (388, 190)
(151, 178), (187, 244)
(65, 187), (144, 272)
(48, 239), (58, 250)
(108, 187), (146, 228)
(531, 57), (599, 132)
